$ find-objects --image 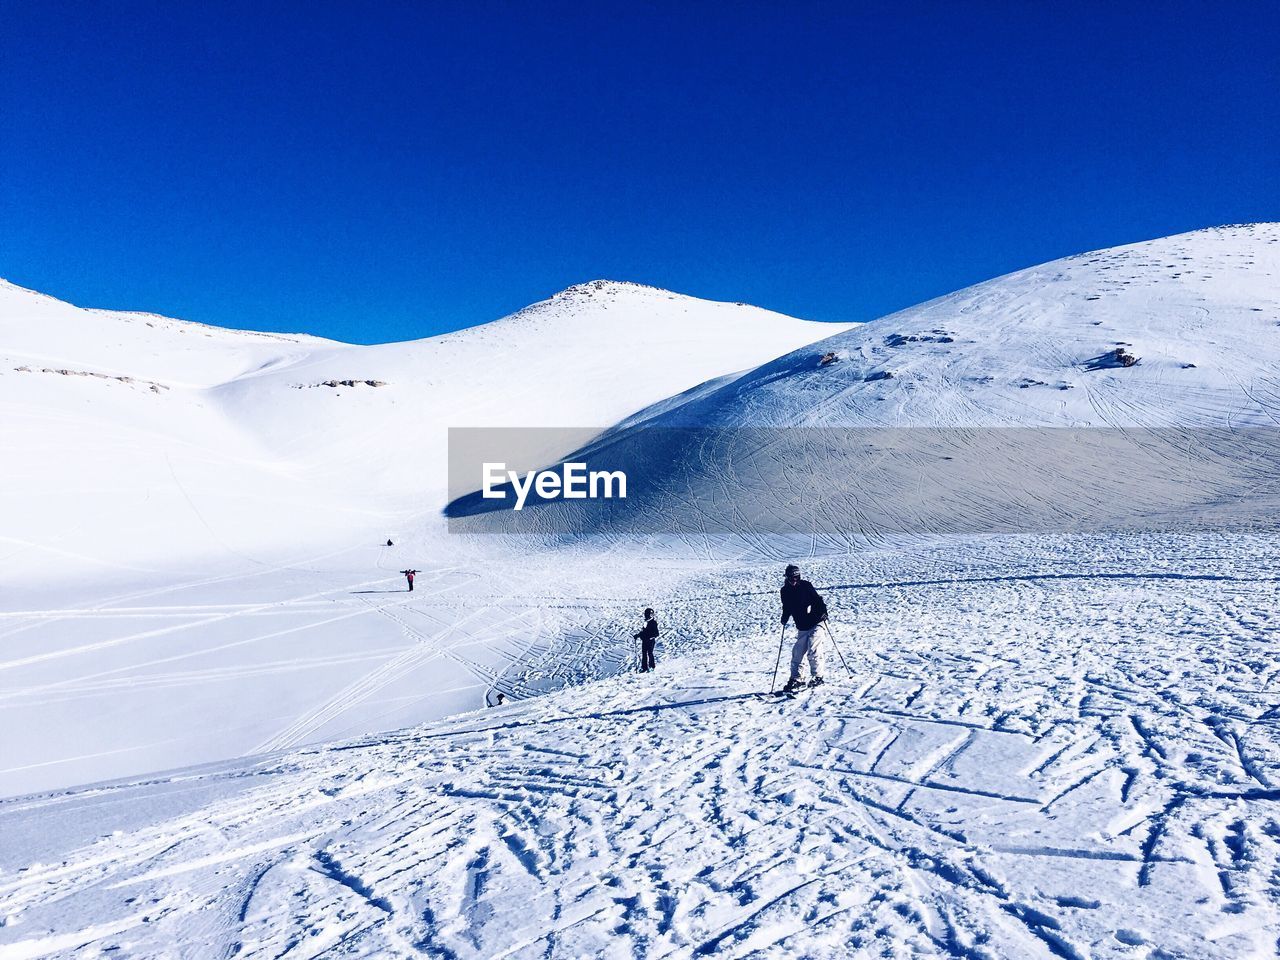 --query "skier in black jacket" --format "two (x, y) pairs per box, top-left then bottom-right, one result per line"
(634, 607), (659, 672)
(780, 564), (826, 691)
